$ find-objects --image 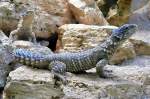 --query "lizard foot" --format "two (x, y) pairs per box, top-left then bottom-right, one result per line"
(50, 61), (68, 85)
(101, 67), (115, 78)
